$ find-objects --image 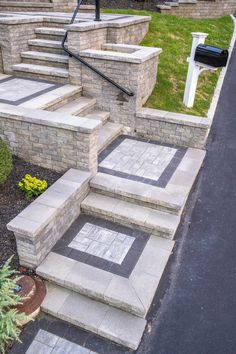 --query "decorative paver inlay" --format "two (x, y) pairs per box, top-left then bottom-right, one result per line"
(68, 223), (135, 264)
(52, 214), (149, 278)
(99, 136), (187, 188)
(0, 77), (61, 105)
(25, 329), (96, 354)
(9, 314), (129, 354)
